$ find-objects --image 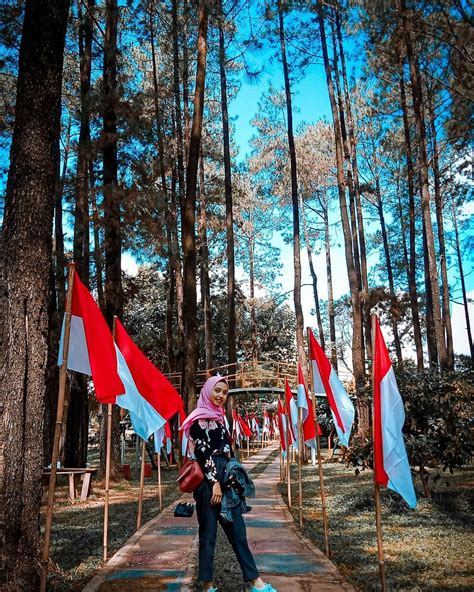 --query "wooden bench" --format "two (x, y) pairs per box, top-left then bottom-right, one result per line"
(42, 467), (97, 501)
